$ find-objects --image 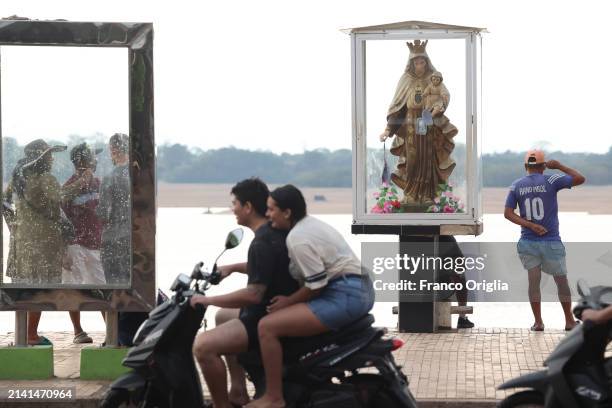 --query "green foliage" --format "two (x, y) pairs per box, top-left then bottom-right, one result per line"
(426, 182), (465, 213)
(155, 145), (353, 187)
(370, 183), (401, 213)
(3, 138), (611, 188)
